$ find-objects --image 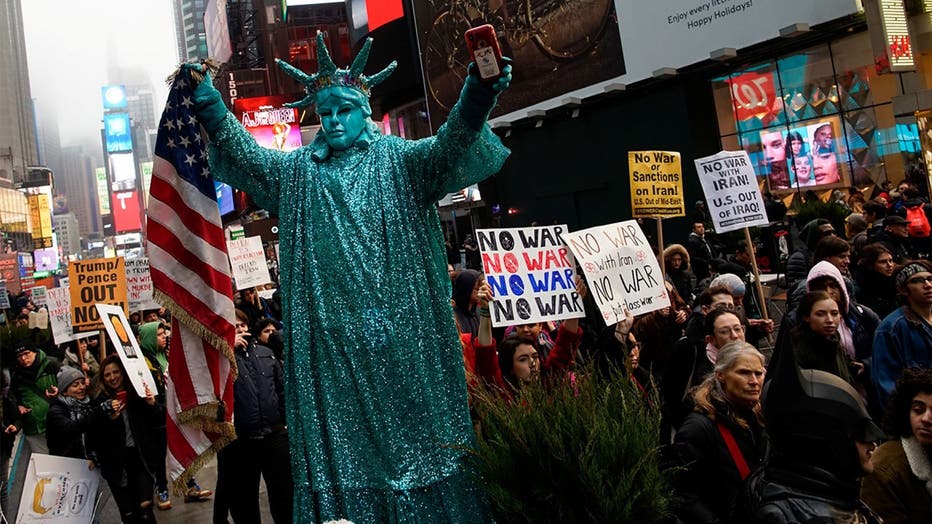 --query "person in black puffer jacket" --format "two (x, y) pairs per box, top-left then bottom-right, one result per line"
(214, 309), (293, 524)
(785, 218), (835, 290)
